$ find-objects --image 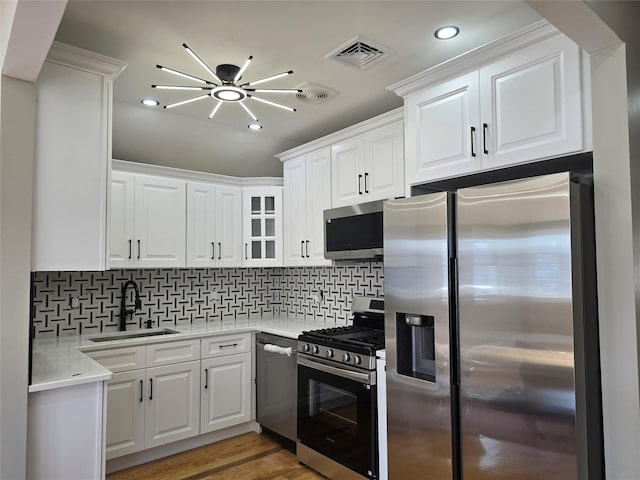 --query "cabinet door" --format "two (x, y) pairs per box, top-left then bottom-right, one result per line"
(331, 137), (366, 208)
(145, 361), (200, 448)
(186, 182), (216, 268)
(242, 188), (283, 267)
(215, 186), (242, 267)
(480, 35), (582, 169)
(110, 172), (136, 268)
(33, 61), (110, 271)
(364, 122), (404, 202)
(201, 352), (252, 434)
(105, 370), (145, 460)
(405, 71), (481, 185)
(305, 149), (332, 266)
(135, 175), (186, 268)
(283, 156), (308, 266)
